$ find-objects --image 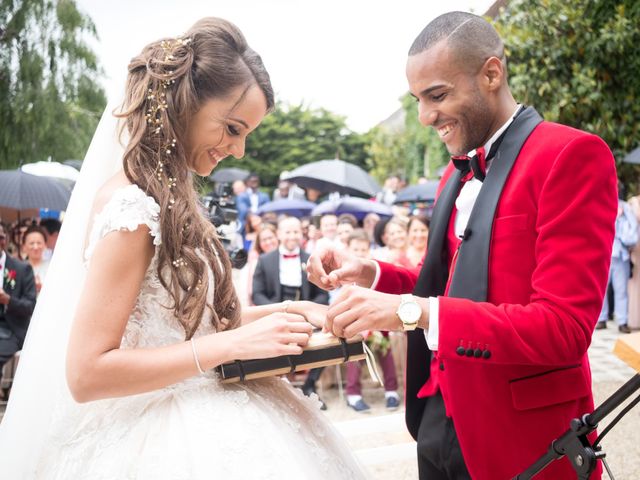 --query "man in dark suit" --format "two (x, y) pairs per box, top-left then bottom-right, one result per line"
(0, 224), (37, 376)
(252, 216), (329, 406)
(236, 173), (270, 236)
(307, 12), (616, 480)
